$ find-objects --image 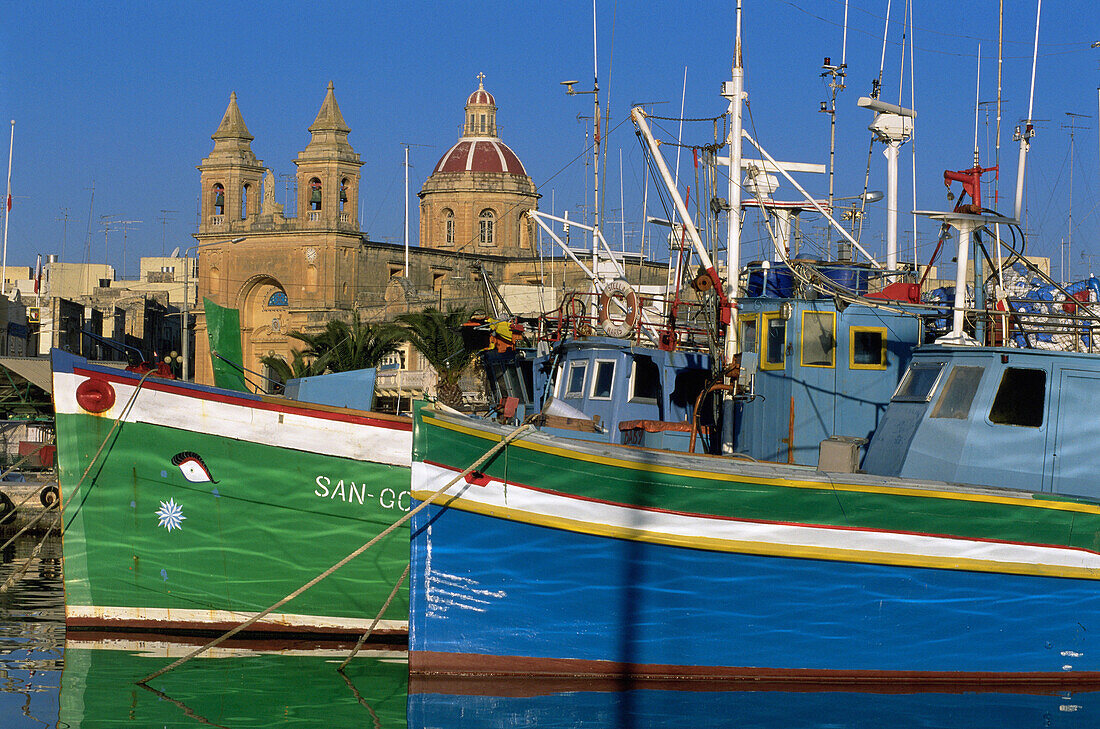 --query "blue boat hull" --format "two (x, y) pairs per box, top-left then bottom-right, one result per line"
(410, 502), (1100, 679)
